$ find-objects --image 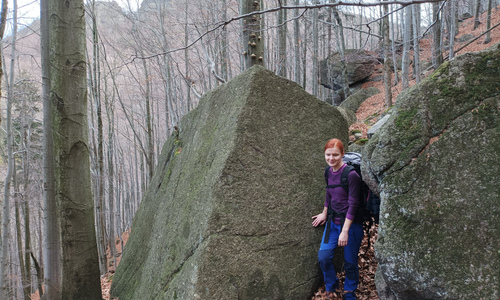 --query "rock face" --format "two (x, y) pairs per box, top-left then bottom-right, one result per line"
(339, 87), (380, 113)
(320, 49), (379, 90)
(110, 66), (349, 300)
(364, 44), (500, 299)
